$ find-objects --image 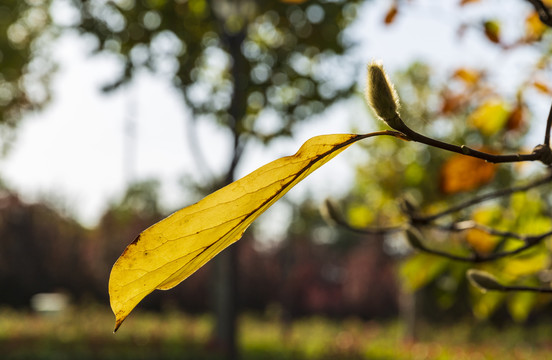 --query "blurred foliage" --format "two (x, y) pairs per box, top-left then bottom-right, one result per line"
(68, 0), (364, 162)
(0, 183), (399, 318)
(0, 0), (56, 152)
(0, 190), (91, 305)
(1, 306), (552, 359)
(339, 2), (552, 323)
